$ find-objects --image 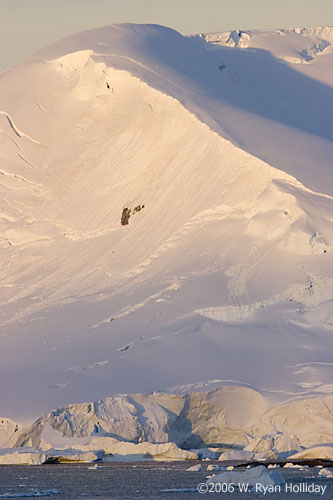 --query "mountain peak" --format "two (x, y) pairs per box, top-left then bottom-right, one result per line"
(0, 25), (332, 425)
